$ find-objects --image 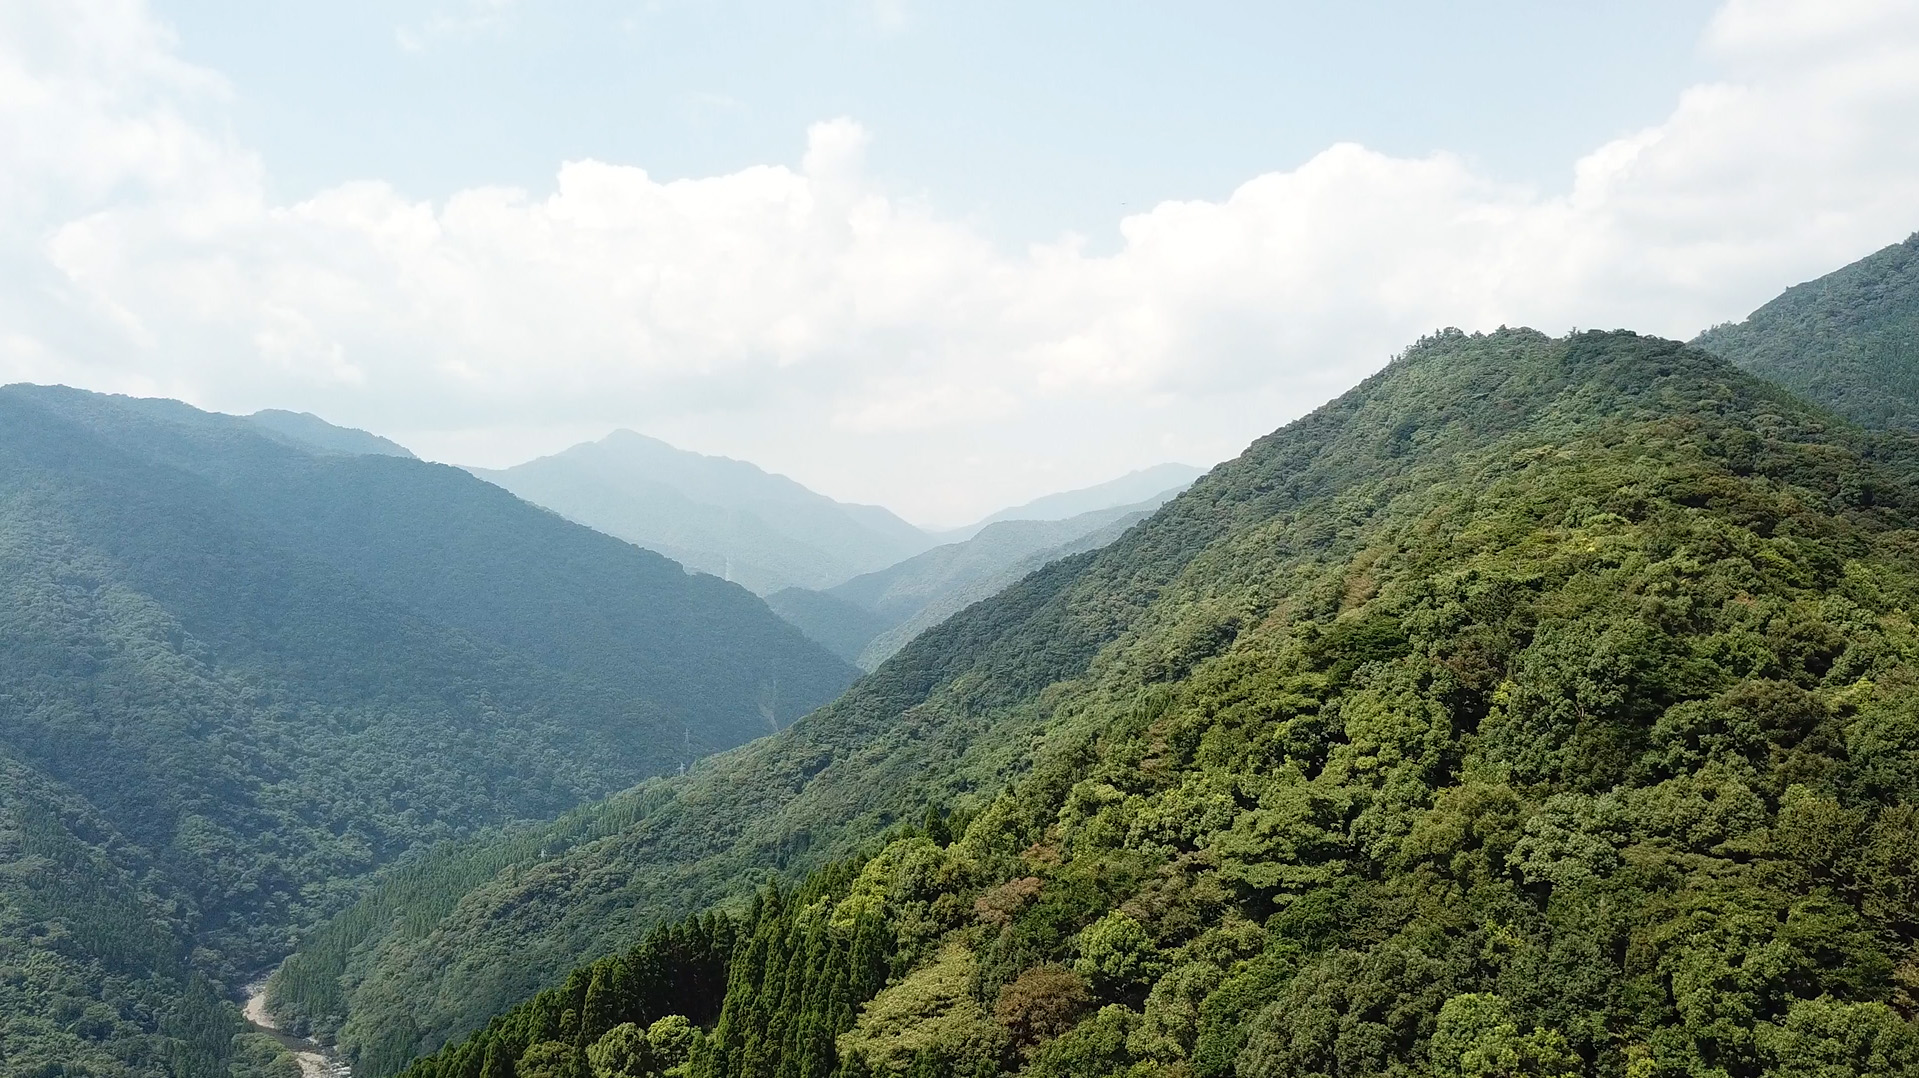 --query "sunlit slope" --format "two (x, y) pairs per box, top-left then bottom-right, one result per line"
(388, 326), (1919, 1077)
(282, 327), (1919, 1075)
